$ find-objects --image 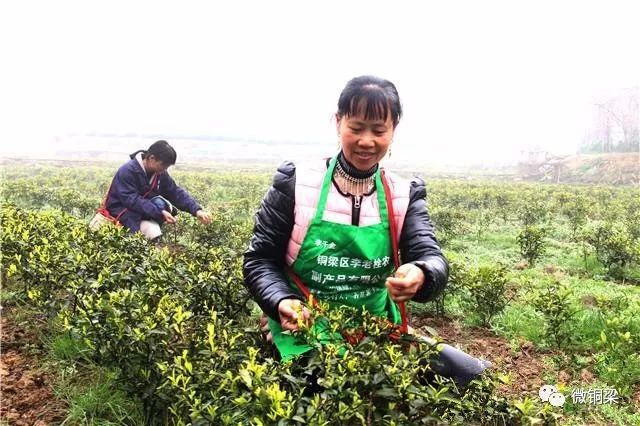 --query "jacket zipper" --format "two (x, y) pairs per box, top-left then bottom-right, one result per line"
(352, 195), (362, 226)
